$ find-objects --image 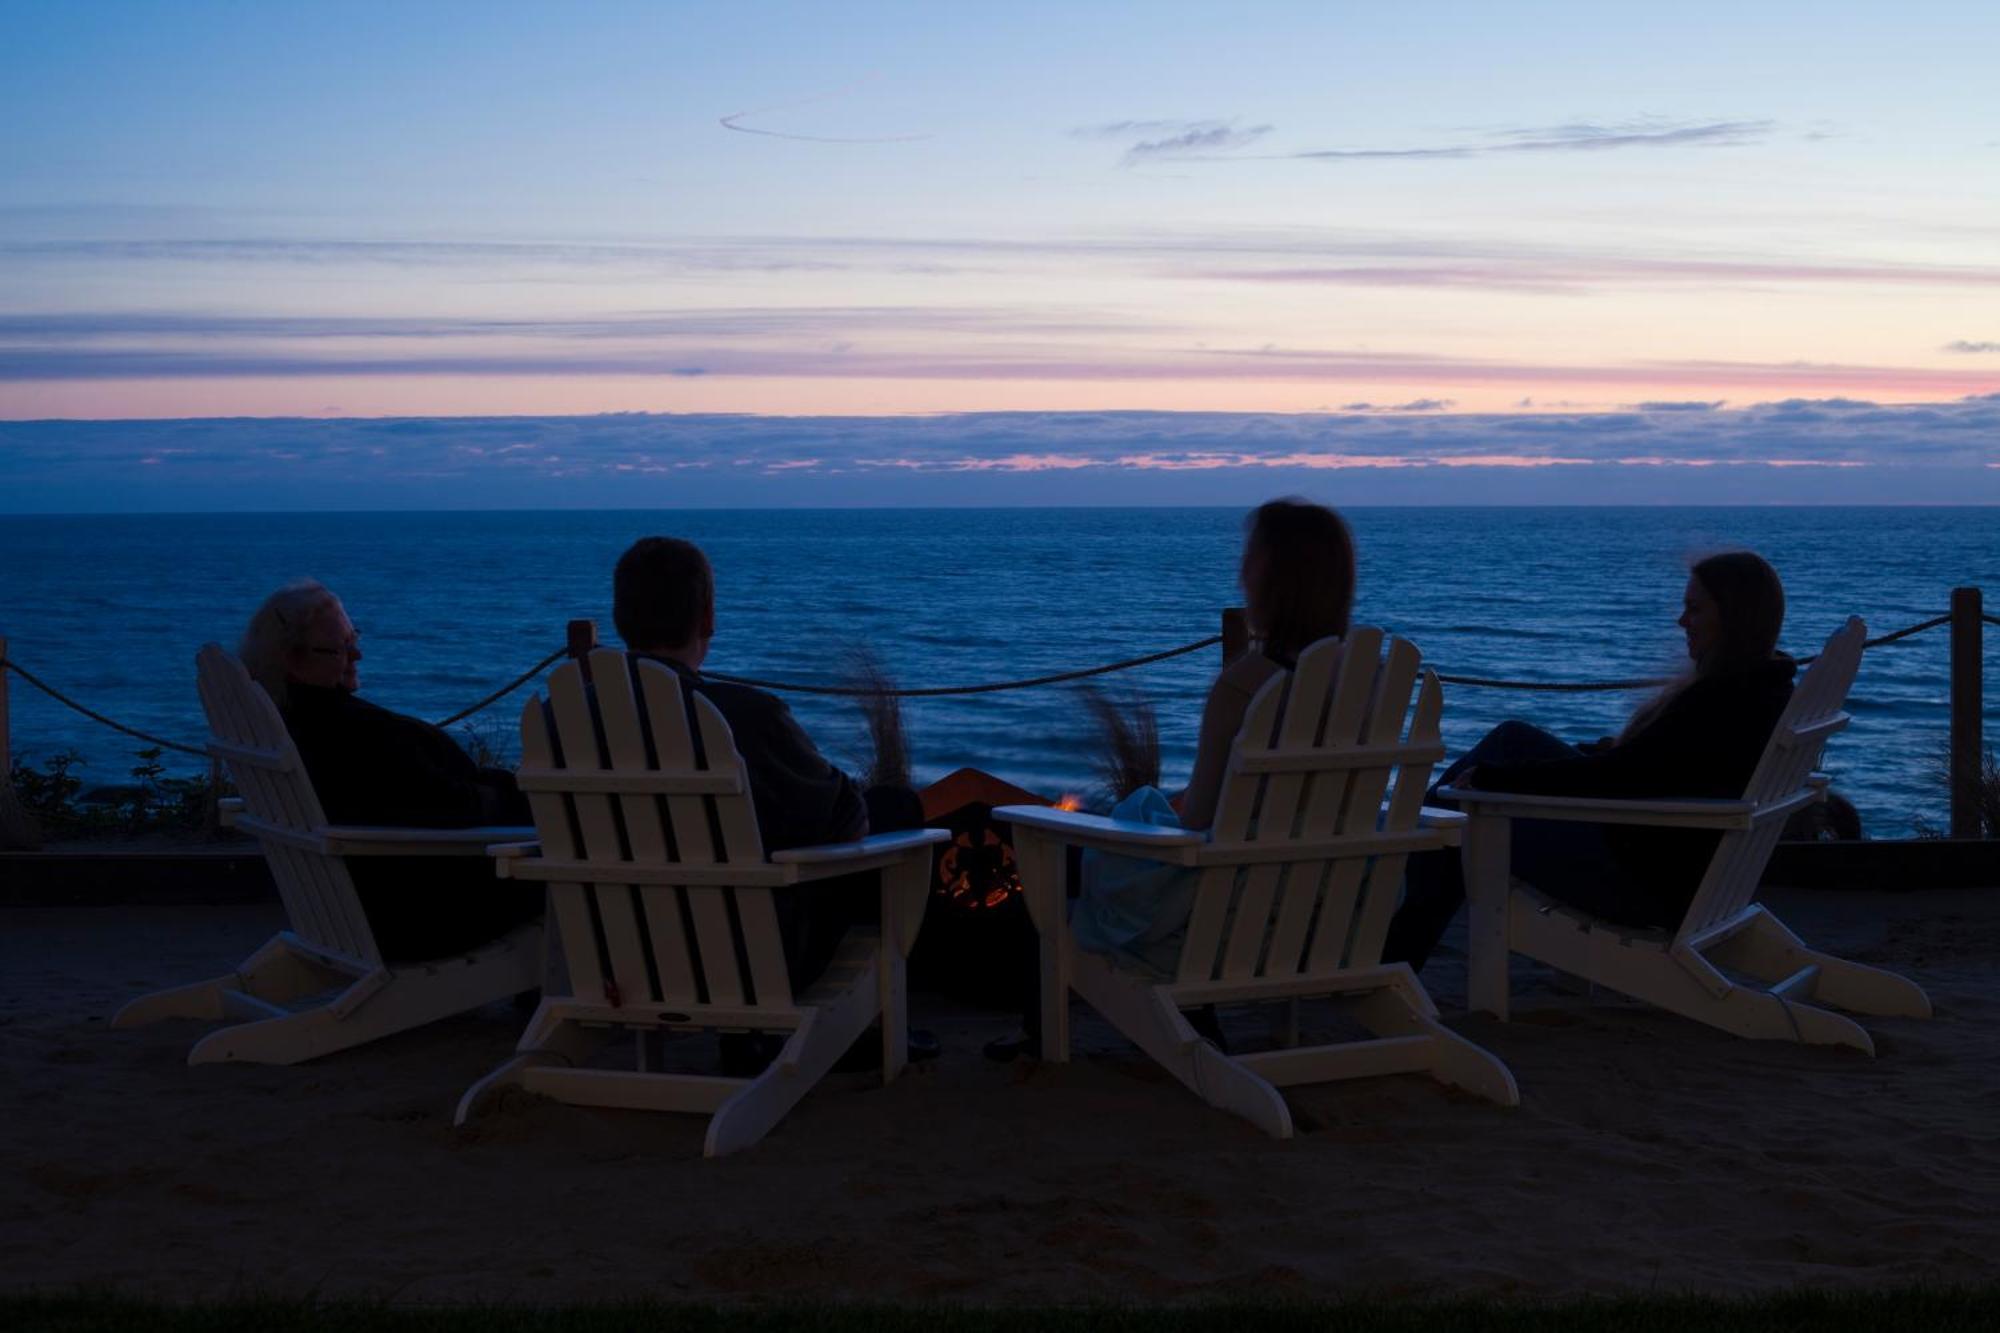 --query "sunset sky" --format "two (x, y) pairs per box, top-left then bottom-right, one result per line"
(2, 0), (1996, 505)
